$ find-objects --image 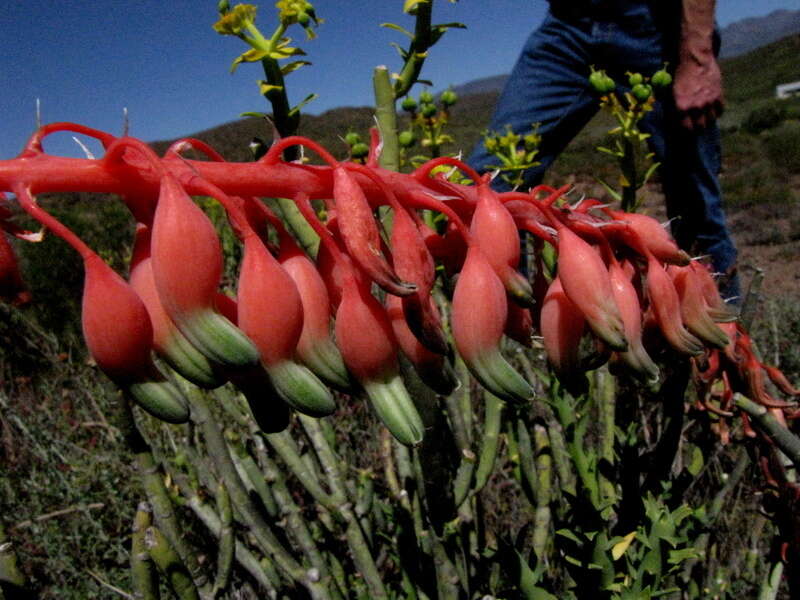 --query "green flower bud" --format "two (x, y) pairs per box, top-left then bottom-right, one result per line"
(350, 142), (369, 159)
(628, 72), (643, 87)
(631, 83), (652, 102)
(421, 103), (437, 118)
(217, 0), (230, 15)
(440, 89), (458, 107)
(419, 90), (434, 104)
(345, 131), (361, 146)
(401, 96), (418, 112)
(398, 130), (416, 148)
(589, 70), (607, 93)
(651, 68), (672, 88)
